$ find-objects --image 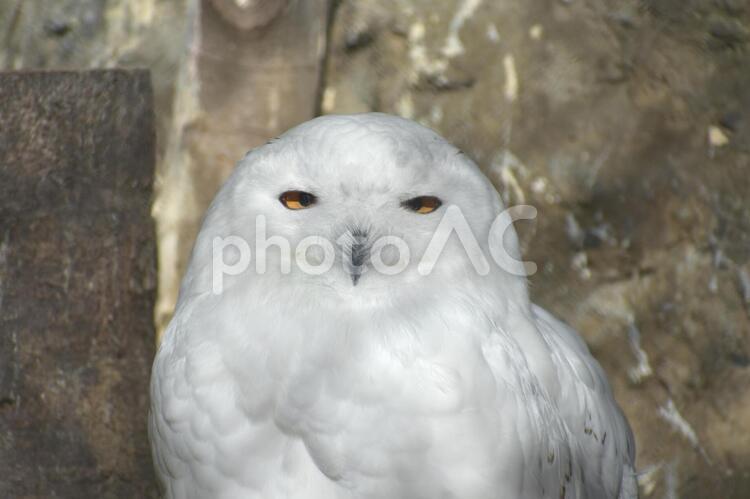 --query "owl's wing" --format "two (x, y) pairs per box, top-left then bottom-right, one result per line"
(149, 318), (196, 498)
(150, 305), (345, 499)
(149, 311), (272, 499)
(150, 317), (281, 499)
(531, 304), (638, 499)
